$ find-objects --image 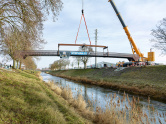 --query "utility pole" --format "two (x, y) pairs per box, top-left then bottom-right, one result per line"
(95, 29), (98, 68)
